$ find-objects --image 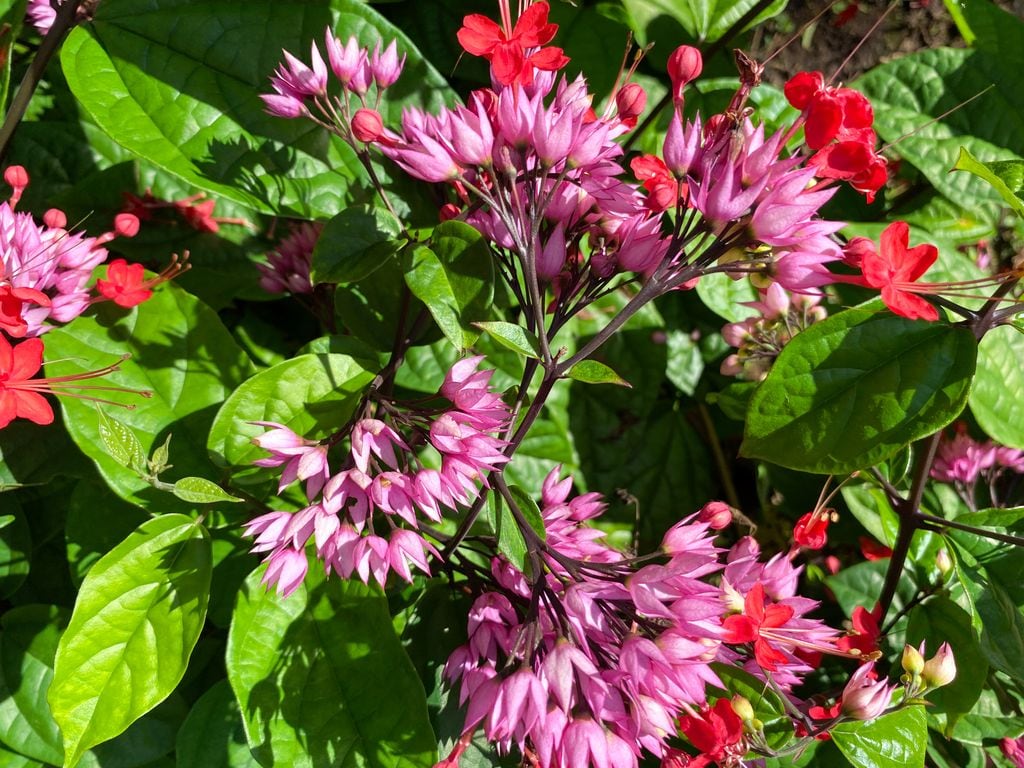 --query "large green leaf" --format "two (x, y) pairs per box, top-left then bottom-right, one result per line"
(175, 680), (259, 768)
(49, 515), (212, 767)
(43, 282), (253, 508)
(226, 566), (436, 768)
(710, 665), (793, 749)
(952, 147), (1024, 218)
(855, 7), (1024, 213)
(0, 606), (68, 765)
(970, 326), (1024, 450)
(0, 499), (29, 599)
(832, 707), (927, 768)
(311, 206), (403, 285)
(906, 597), (987, 718)
(620, 0), (787, 46)
(742, 304), (977, 473)
(404, 222), (495, 350)
(60, 0), (453, 219)
(207, 353), (373, 480)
